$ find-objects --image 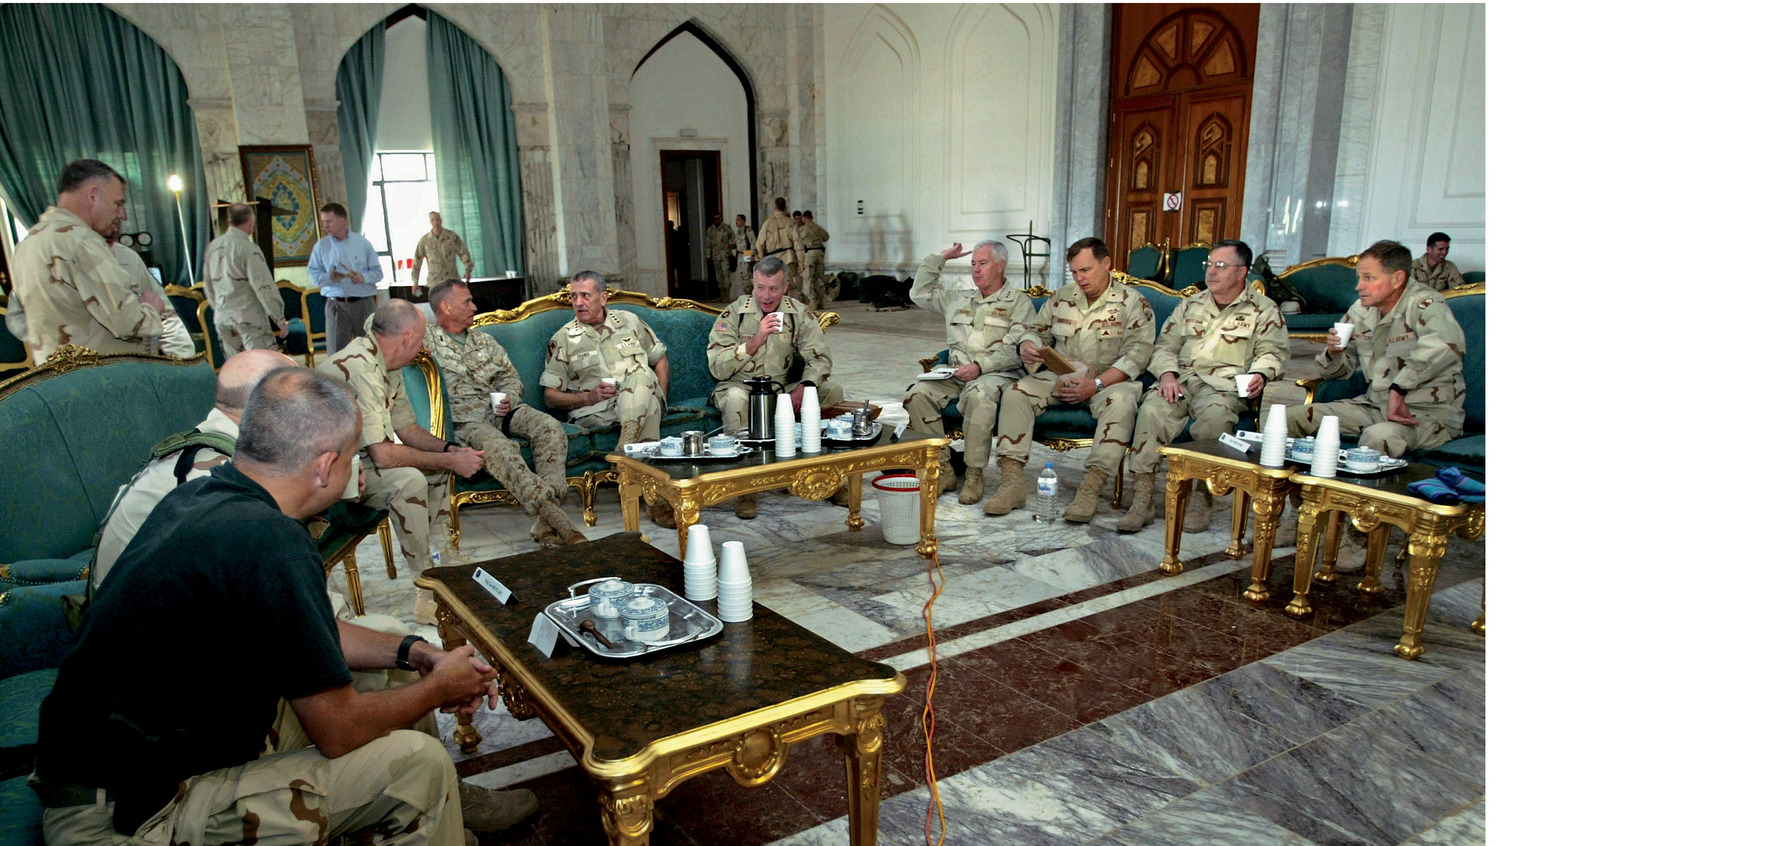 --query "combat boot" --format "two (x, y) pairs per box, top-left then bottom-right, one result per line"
(1183, 483), (1213, 533)
(1063, 466), (1109, 523)
(1116, 472), (1157, 533)
(461, 783), (540, 833)
(981, 458), (1026, 515)
(540, 501), (586, 544)
(648, 498), (677, 529)
(939, 467), (958, 493)
(958, 467), (986, 505)
(735, 493), (759, 519)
